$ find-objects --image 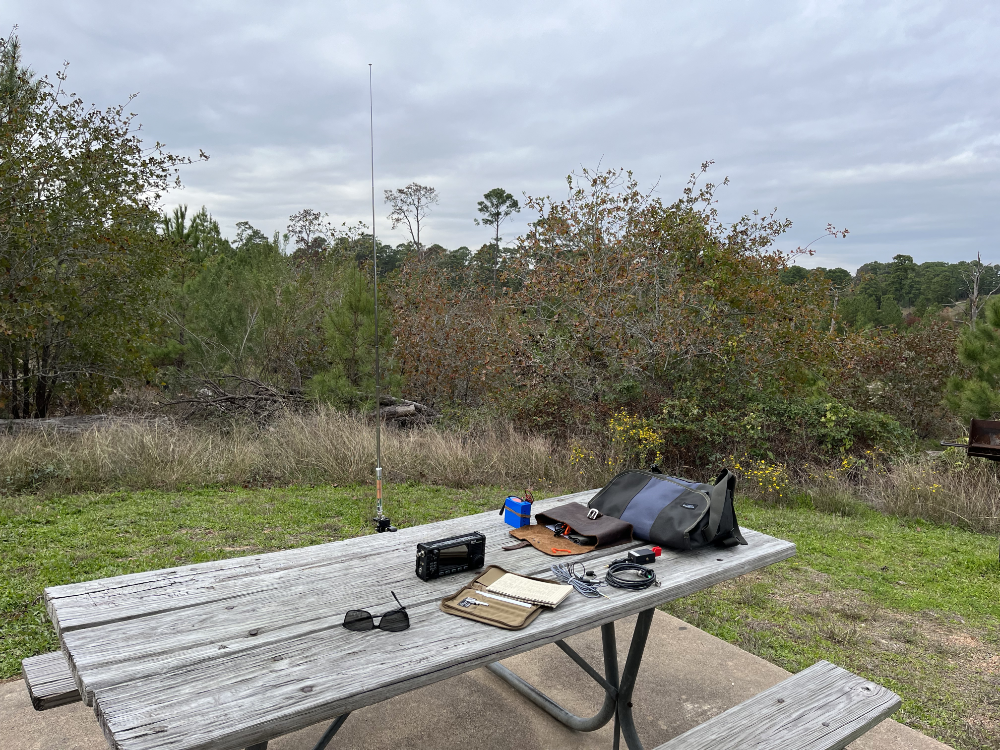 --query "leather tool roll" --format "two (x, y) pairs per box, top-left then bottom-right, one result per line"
(507, 501), (633, 556)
